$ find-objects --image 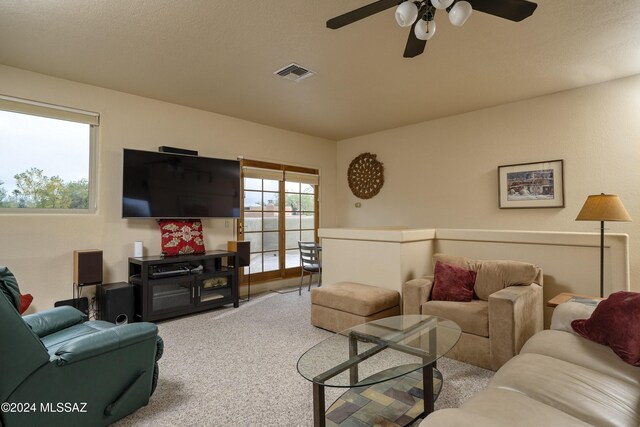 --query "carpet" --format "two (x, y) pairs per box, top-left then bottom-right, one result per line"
(114, 290), (493, 427)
